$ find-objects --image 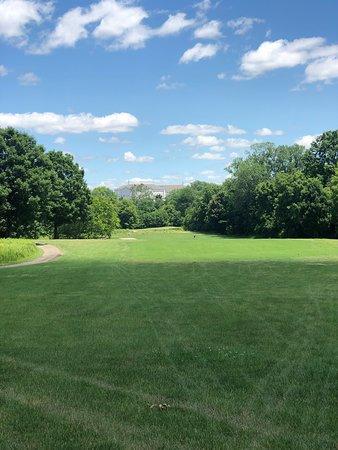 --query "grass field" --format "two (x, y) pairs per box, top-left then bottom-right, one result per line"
(0, 229), (337, 449)
(0, 239), (41, 265)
